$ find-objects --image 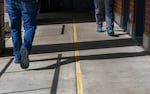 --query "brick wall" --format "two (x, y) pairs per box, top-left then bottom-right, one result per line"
(143, 0), (150, 51)
(114, 0), (130, 30)
(145, 0), (150, 35)
(128, 0), (136, 24)
(113, 0), (136, 29)
(0, 0), (5, 54)
(113, 0), (124, 28)
(114, 0), (123, 15)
